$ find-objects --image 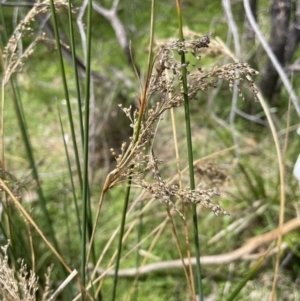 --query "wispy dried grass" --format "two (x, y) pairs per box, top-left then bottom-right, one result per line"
(0, 242), (39, 301)
(2, 0), (69, 86)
